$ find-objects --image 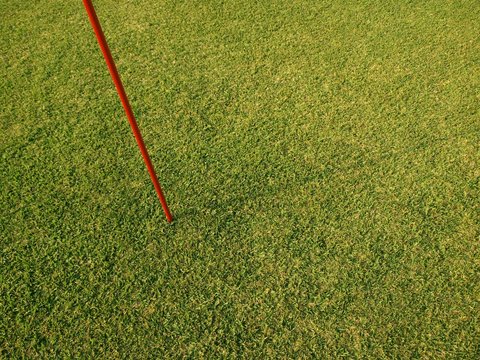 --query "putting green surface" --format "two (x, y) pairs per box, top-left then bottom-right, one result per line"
(1, 0), (479, 357)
